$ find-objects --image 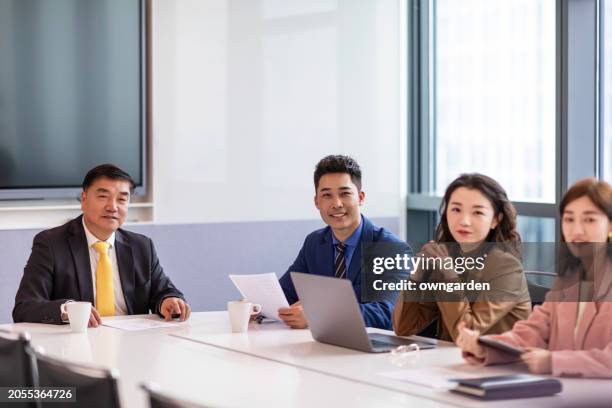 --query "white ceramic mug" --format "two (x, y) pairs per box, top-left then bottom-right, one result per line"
(66, 302), (92, 333)
(227, 300), (262, 333)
